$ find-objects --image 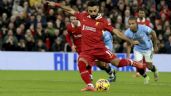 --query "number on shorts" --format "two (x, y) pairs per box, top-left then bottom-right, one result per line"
(105, 50), (113, 58)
